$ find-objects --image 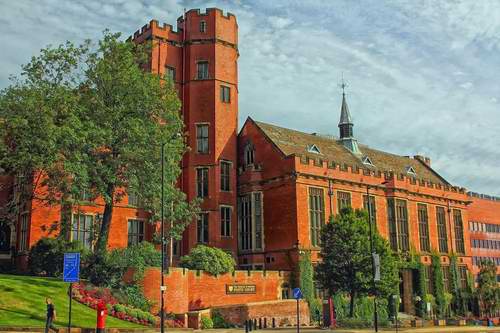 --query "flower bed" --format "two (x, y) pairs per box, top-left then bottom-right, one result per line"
(72, 282), (158, 326)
